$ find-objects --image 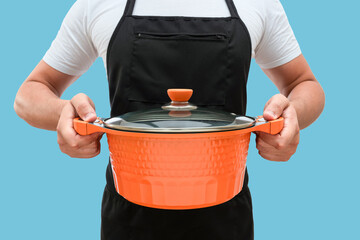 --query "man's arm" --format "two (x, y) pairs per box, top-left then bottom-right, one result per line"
(263, 54), (325, 130)
(256, 54), (325, 161)
(14, 60), (77, 130)
(14, 60), (102, 158)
